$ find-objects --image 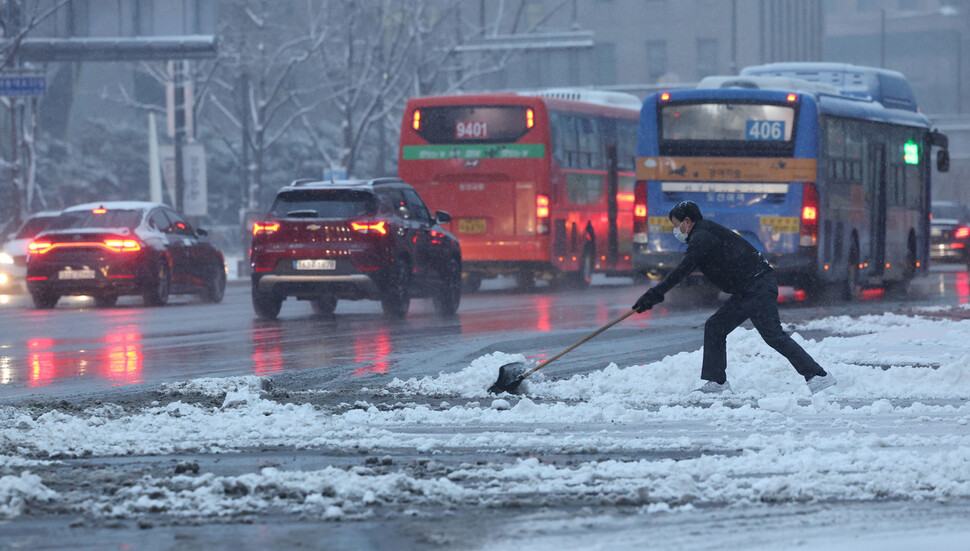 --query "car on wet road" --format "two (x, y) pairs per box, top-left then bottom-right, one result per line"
(25, 201), (226, 309)
(249, 177), (462, 319)
(930, 200), (970, 269)
(1, 210), (62, 294)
